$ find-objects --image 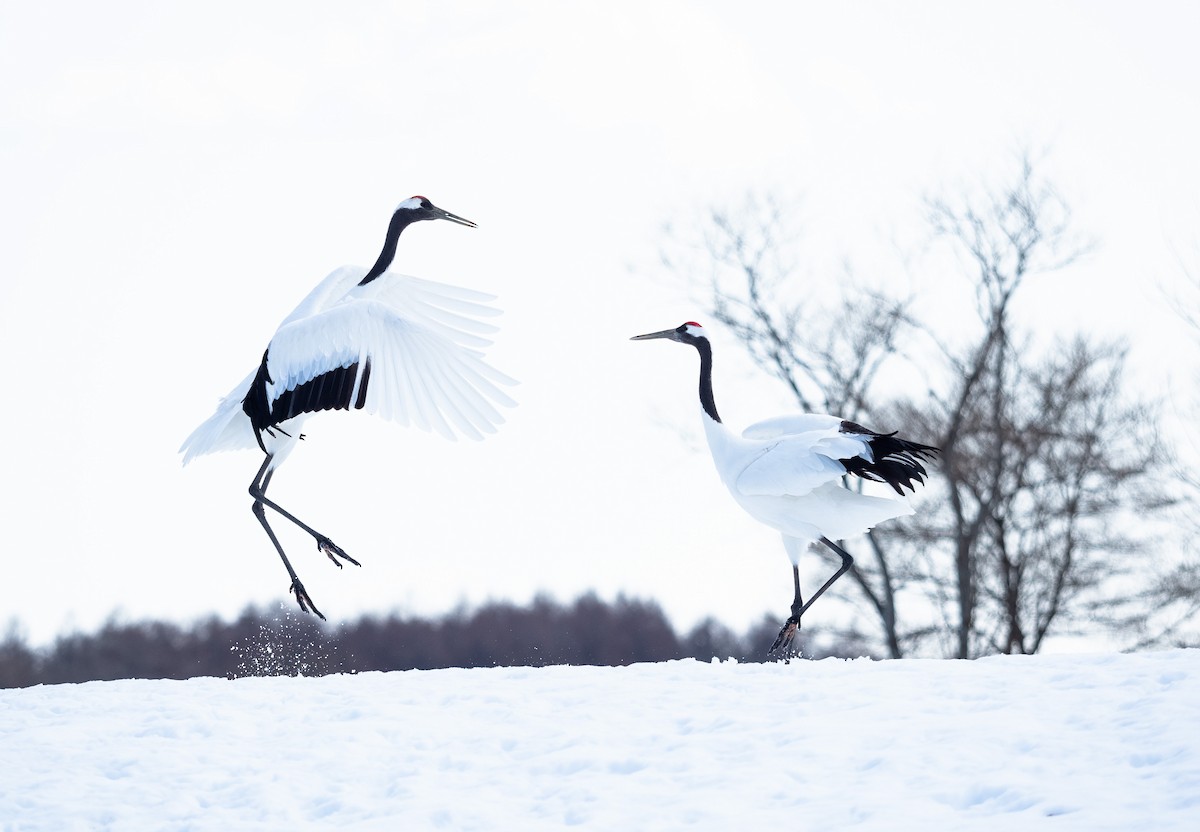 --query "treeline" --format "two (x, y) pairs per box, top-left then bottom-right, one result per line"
(0, 593), (873, 688)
